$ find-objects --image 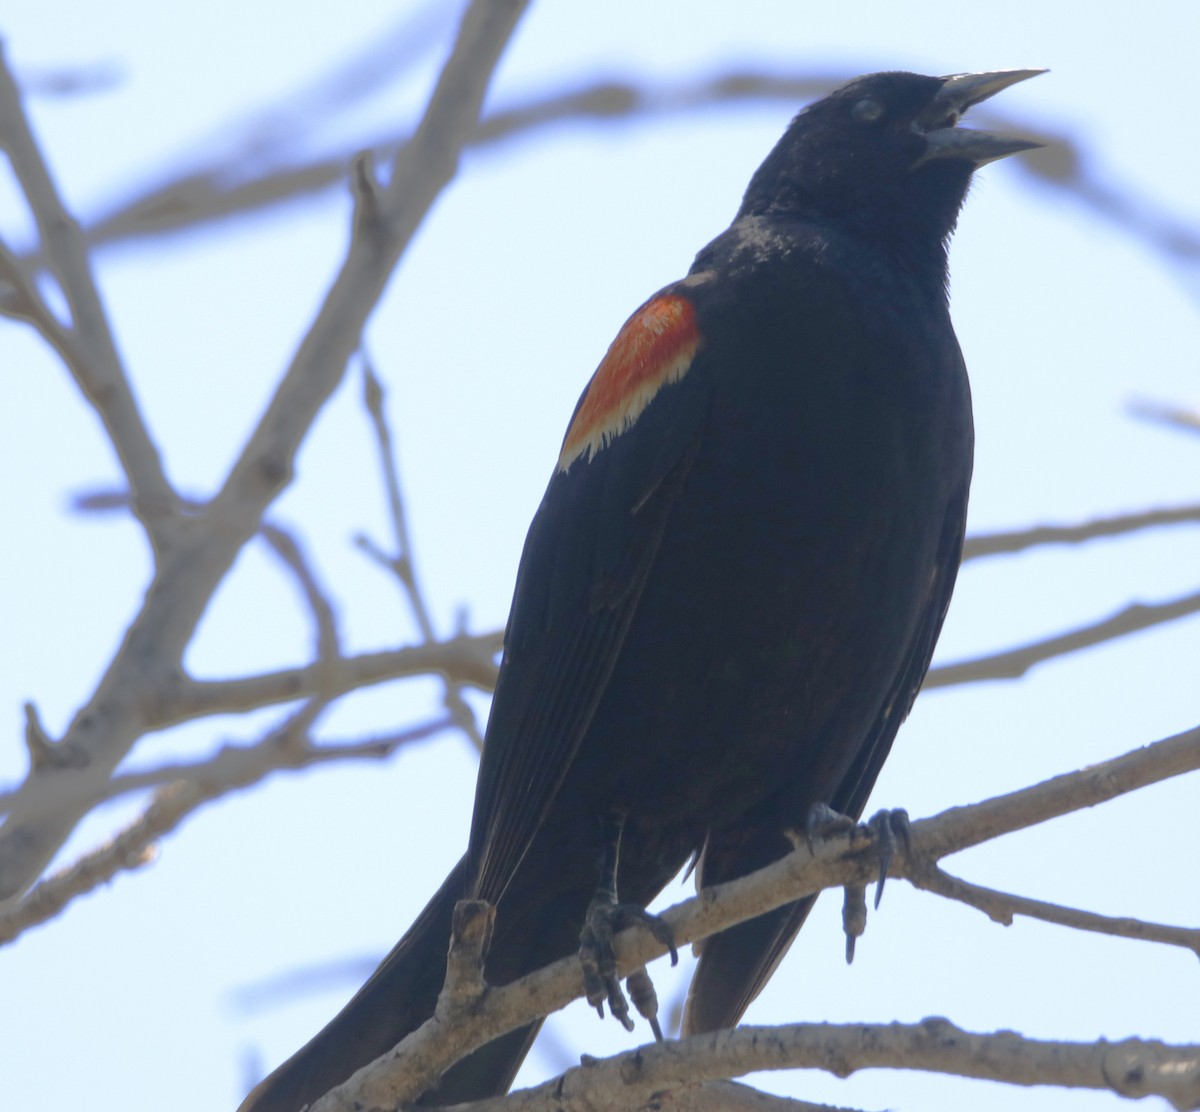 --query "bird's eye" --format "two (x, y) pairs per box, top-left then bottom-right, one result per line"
(851, 97), (885, 124)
